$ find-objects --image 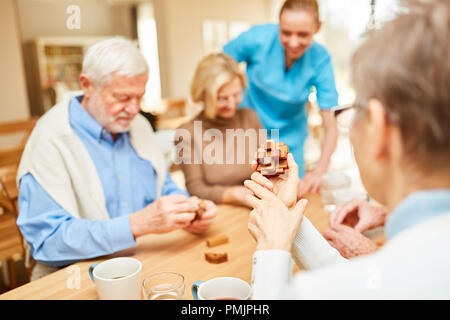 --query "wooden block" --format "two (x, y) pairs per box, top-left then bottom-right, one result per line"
(206, 235), (229, 248)
(255, 151), (265, 160)
(255, 141), (289, 176)
(260, 163), (278, 176)
(192, 201), (206, 222)
(279, 159), (288, 168)
(279, 145), (289, 159)
(265, 139), (275, 150)
(266, 149), (280, 158)
(261, 169), (278, 176)
(205, 252), (228, 264)
(261, 156), (272, 165)
(260, 162), (275, 170)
